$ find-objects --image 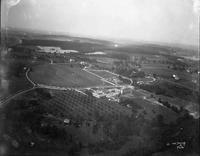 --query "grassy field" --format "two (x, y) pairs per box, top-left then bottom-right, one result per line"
(141, 65), (191, 80)
(140, 65), (197, 89)
(30, 64), (106, 88)
(130, 98), (178, 123)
